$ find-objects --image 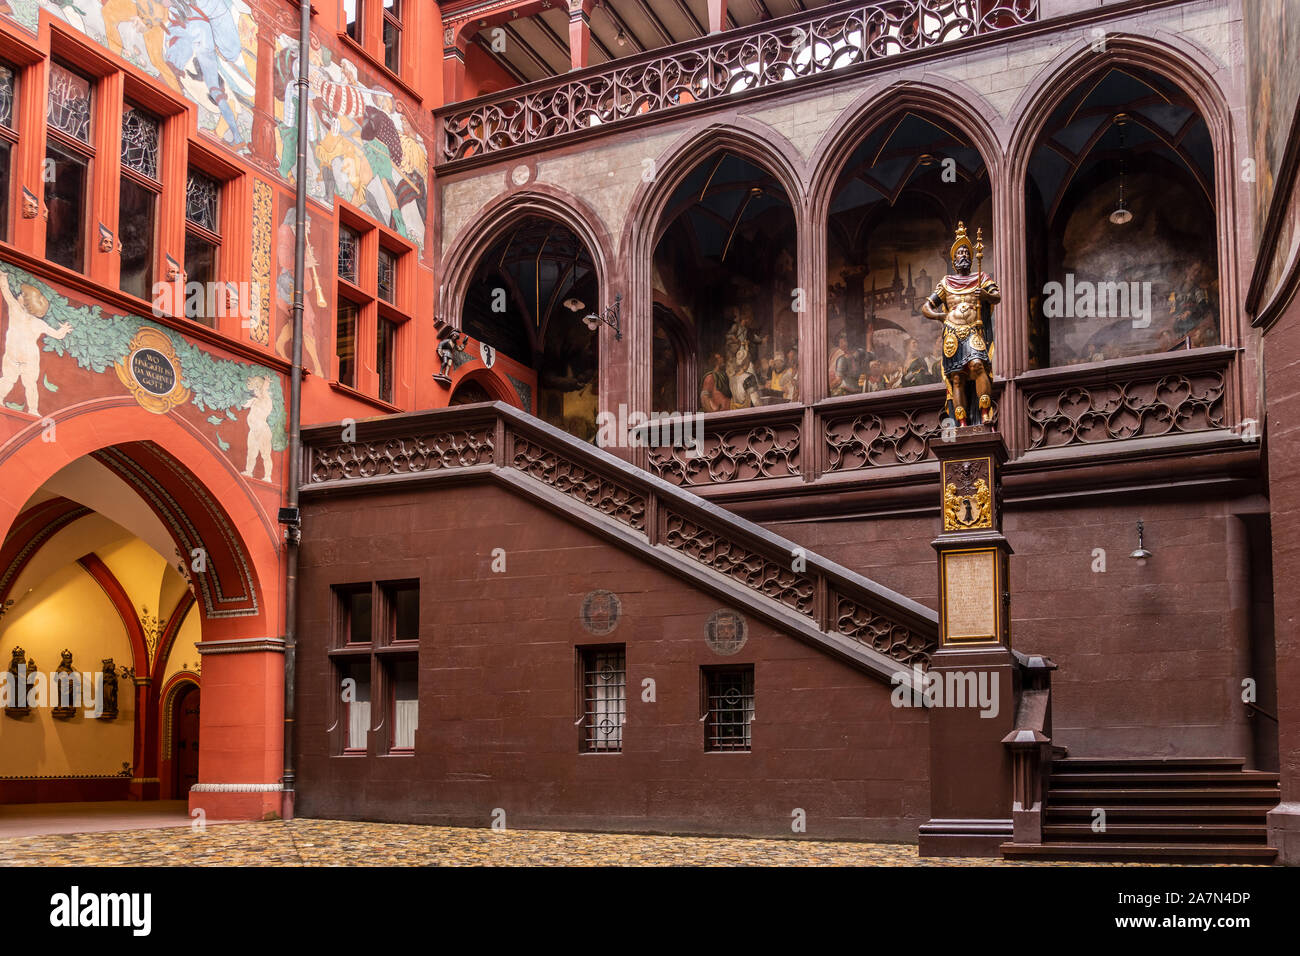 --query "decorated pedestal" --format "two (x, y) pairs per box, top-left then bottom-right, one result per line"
(919, 426), (1018, 857)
